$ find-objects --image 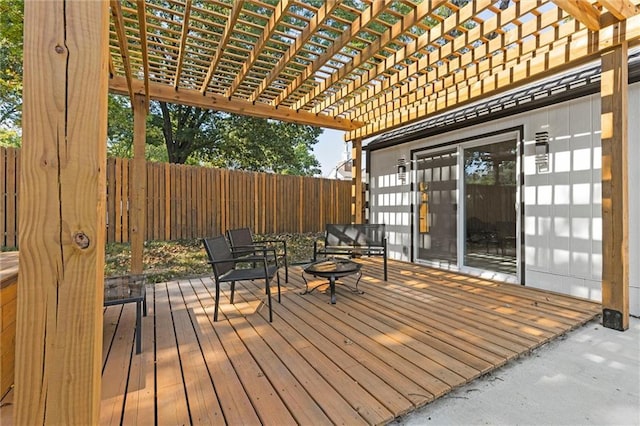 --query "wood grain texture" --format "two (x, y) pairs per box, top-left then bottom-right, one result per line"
(0, 259), (600, 425)
(131, 94), (147, 274)
(16, 0), (109, 423)
(600, 42), (630, 329)
(0, 252), (18, 397)
(3, 146), (354, 243)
